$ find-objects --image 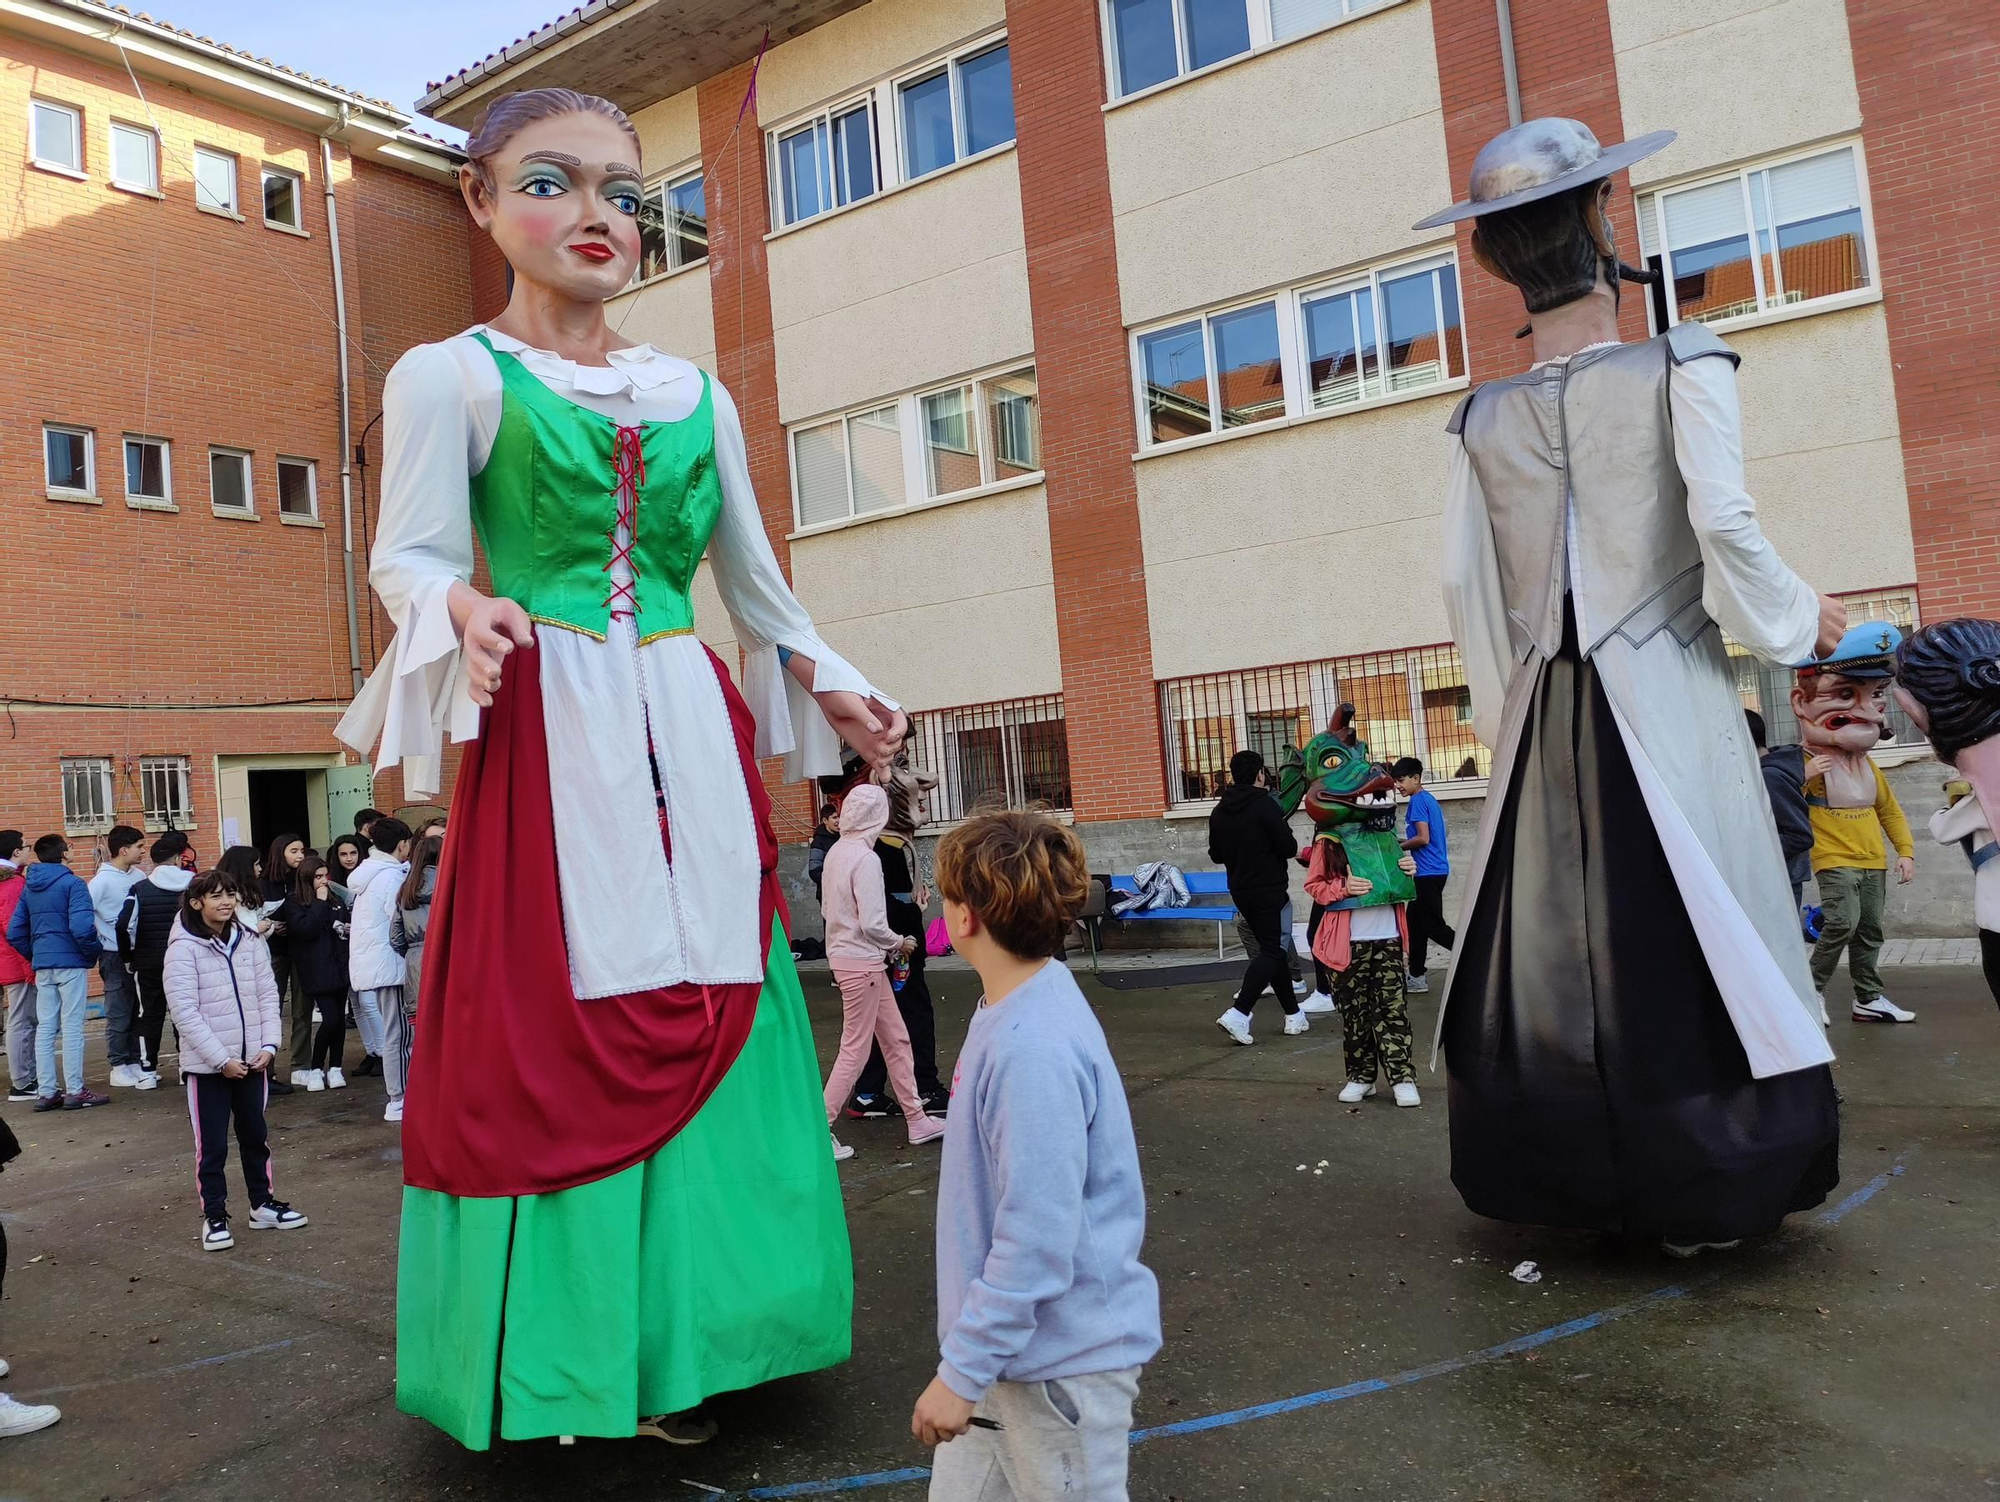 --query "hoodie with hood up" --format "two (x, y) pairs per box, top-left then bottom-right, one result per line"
(820, 784), (904, 965)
